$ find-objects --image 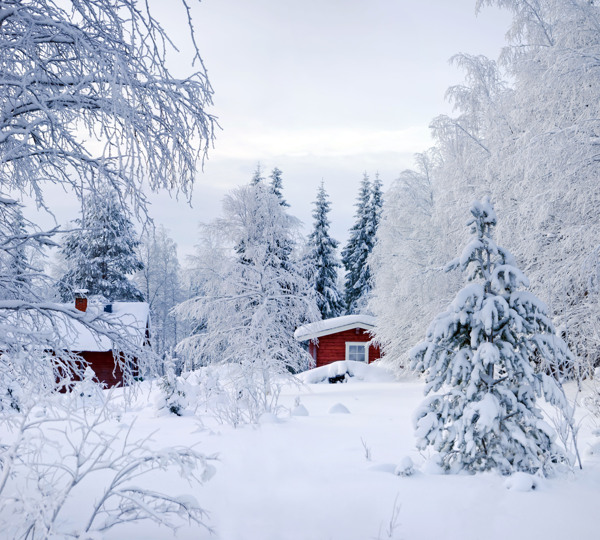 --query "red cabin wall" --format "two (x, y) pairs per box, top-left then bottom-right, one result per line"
(312, 328), (380, 368)
(76, 351), (132, 388)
